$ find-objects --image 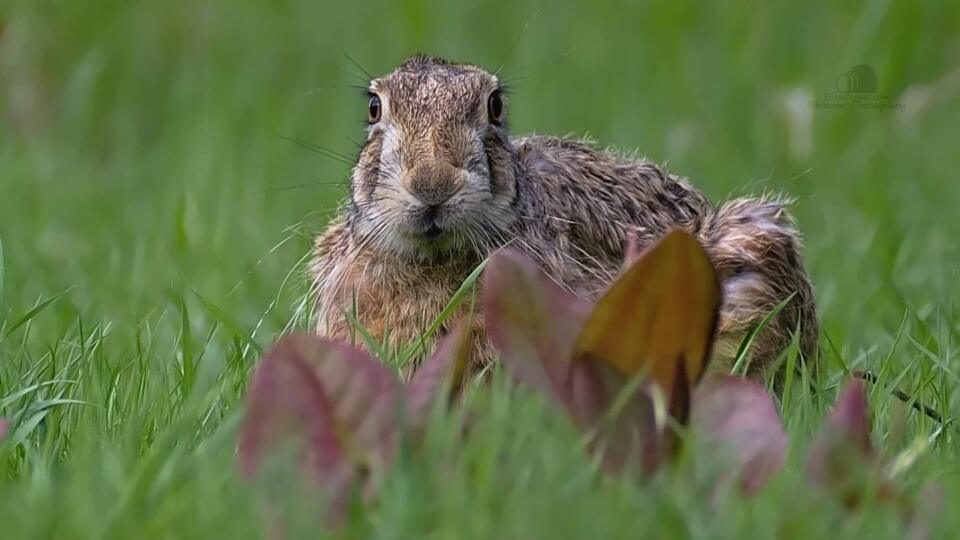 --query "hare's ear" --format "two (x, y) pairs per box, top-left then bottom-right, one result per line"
(572, 229), (721, 396)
